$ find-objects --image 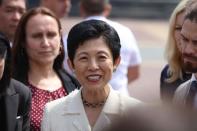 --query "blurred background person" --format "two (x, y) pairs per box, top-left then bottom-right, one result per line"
(41, 20), (141, 131)
(104, 104), (197, 131)
(12, 7), (80, 130)
(40, 0), (71, 19)
(0, 0), (26, 43)
(173, 1), (197, 109)
(78, 0), (142, 96)
(160, 0), (191, 102)
(0, 33), (31, 131)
